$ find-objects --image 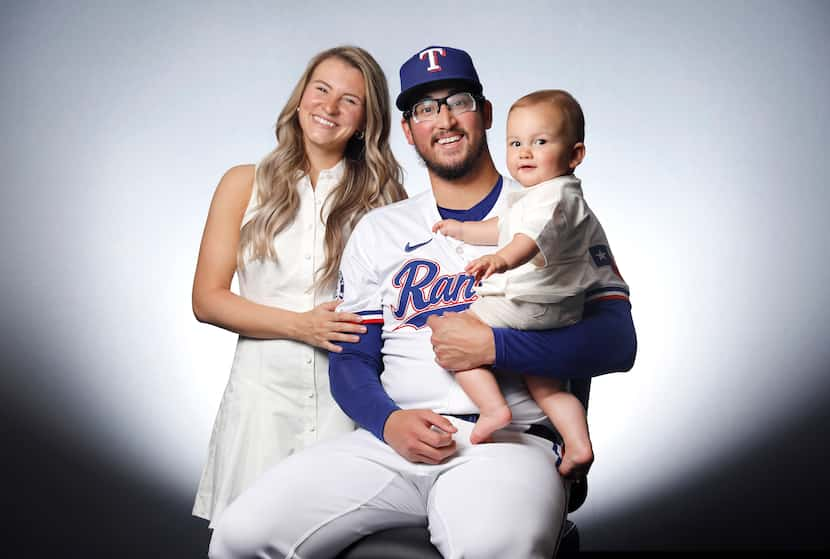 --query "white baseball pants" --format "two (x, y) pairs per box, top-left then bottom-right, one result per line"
(208, 416), (568, 559)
